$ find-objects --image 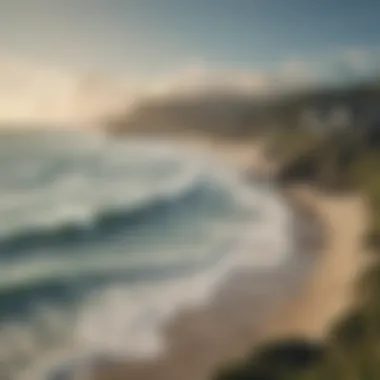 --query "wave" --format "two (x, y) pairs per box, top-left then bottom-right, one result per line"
(0, 132), (294, 380)
(0, 173), (205, 255)
(0, 137), (218, 255)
